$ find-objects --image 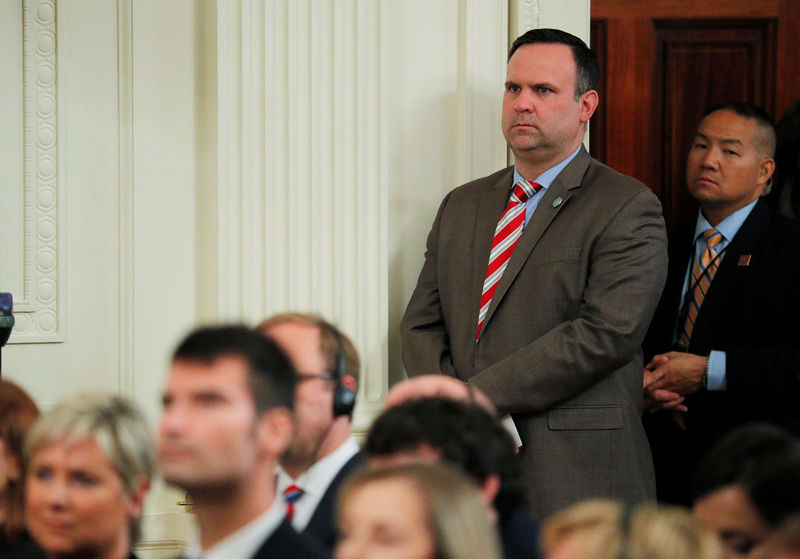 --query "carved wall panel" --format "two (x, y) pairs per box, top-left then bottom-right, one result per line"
(9, 0), (63, 343)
